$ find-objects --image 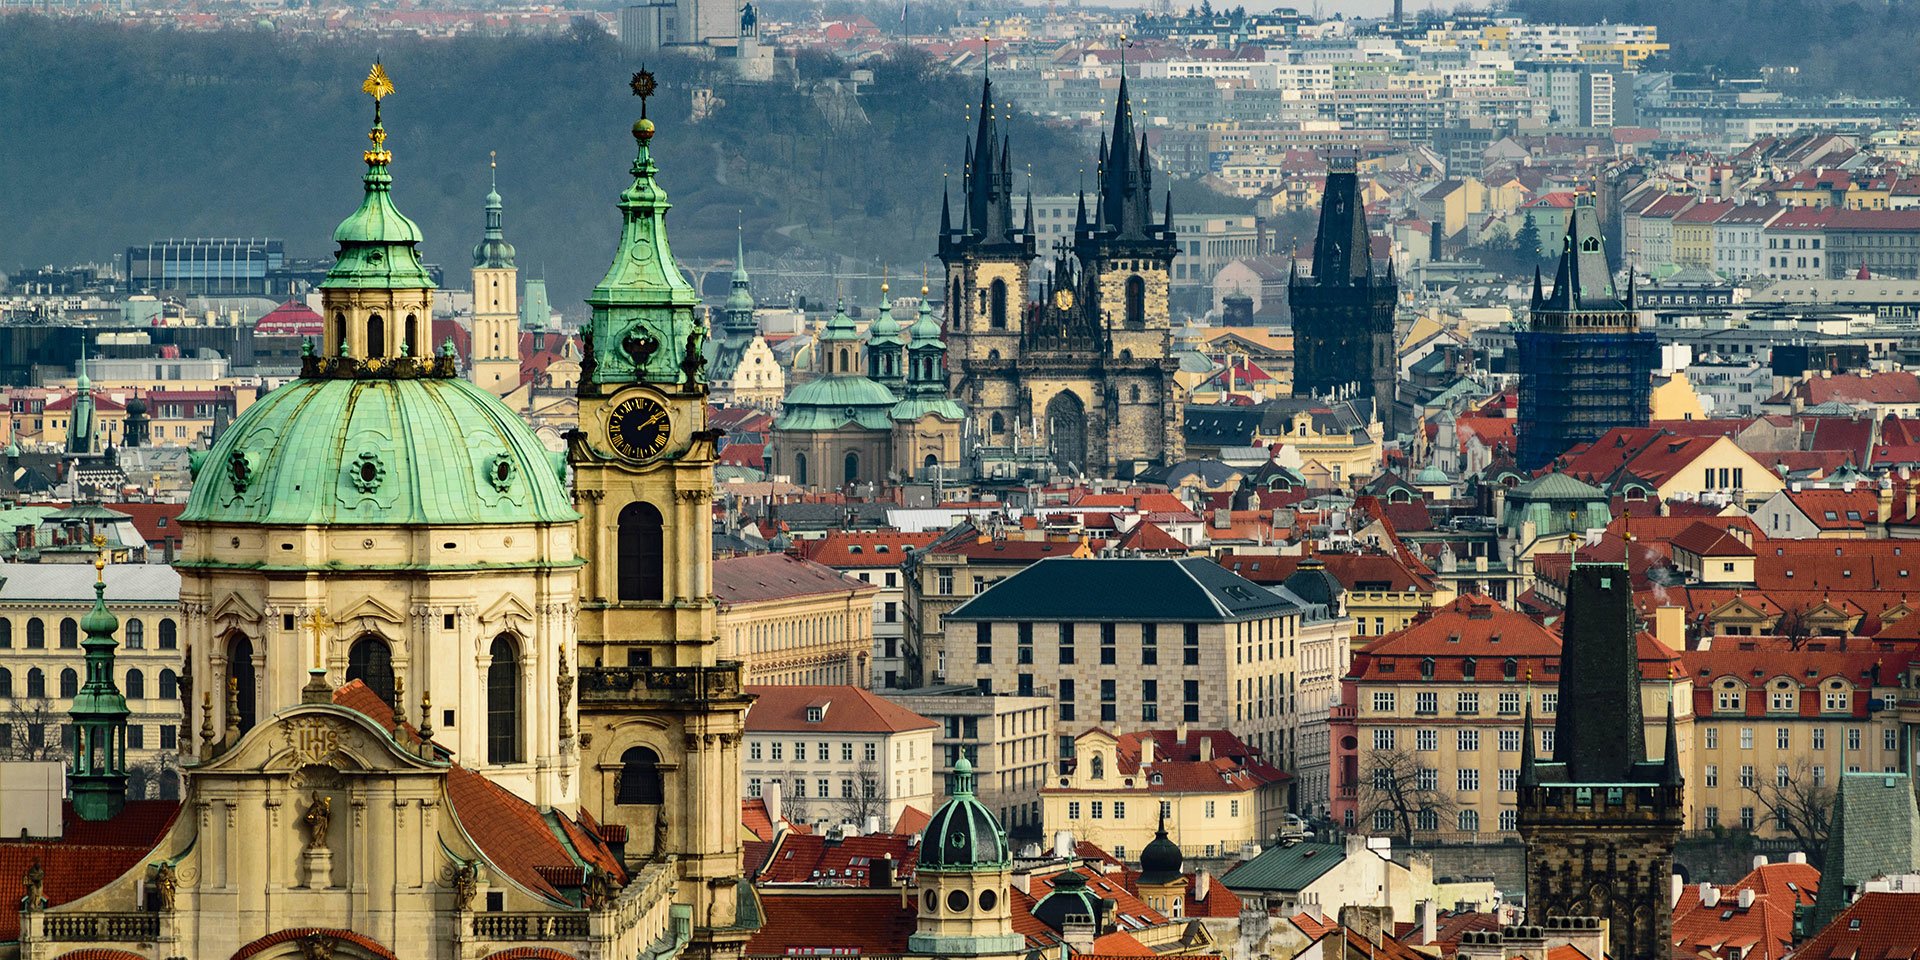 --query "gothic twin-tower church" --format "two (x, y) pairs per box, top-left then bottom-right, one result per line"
(938, 75), (1184, 477)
